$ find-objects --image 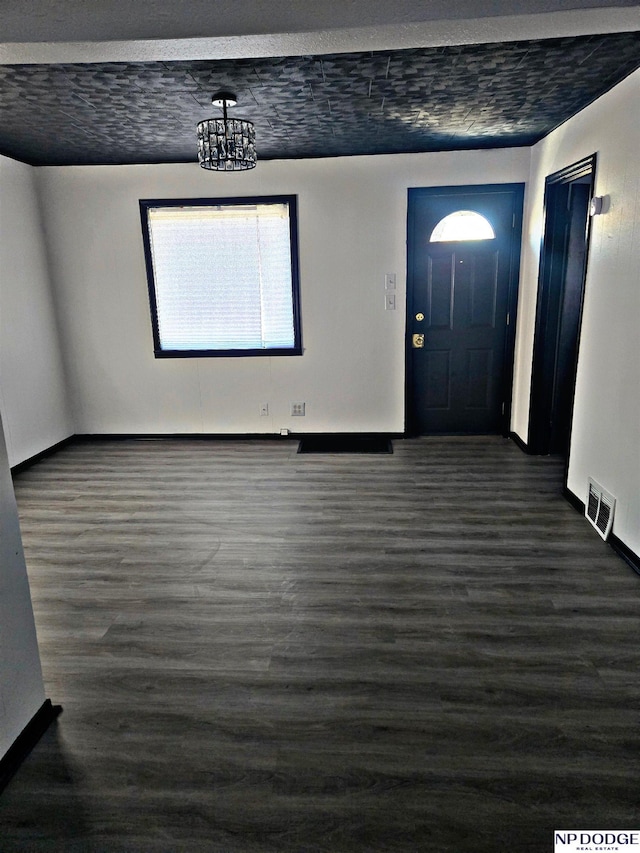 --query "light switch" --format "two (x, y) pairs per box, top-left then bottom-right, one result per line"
(385, 293), (396, 311)
(385, 273), (397, 290)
